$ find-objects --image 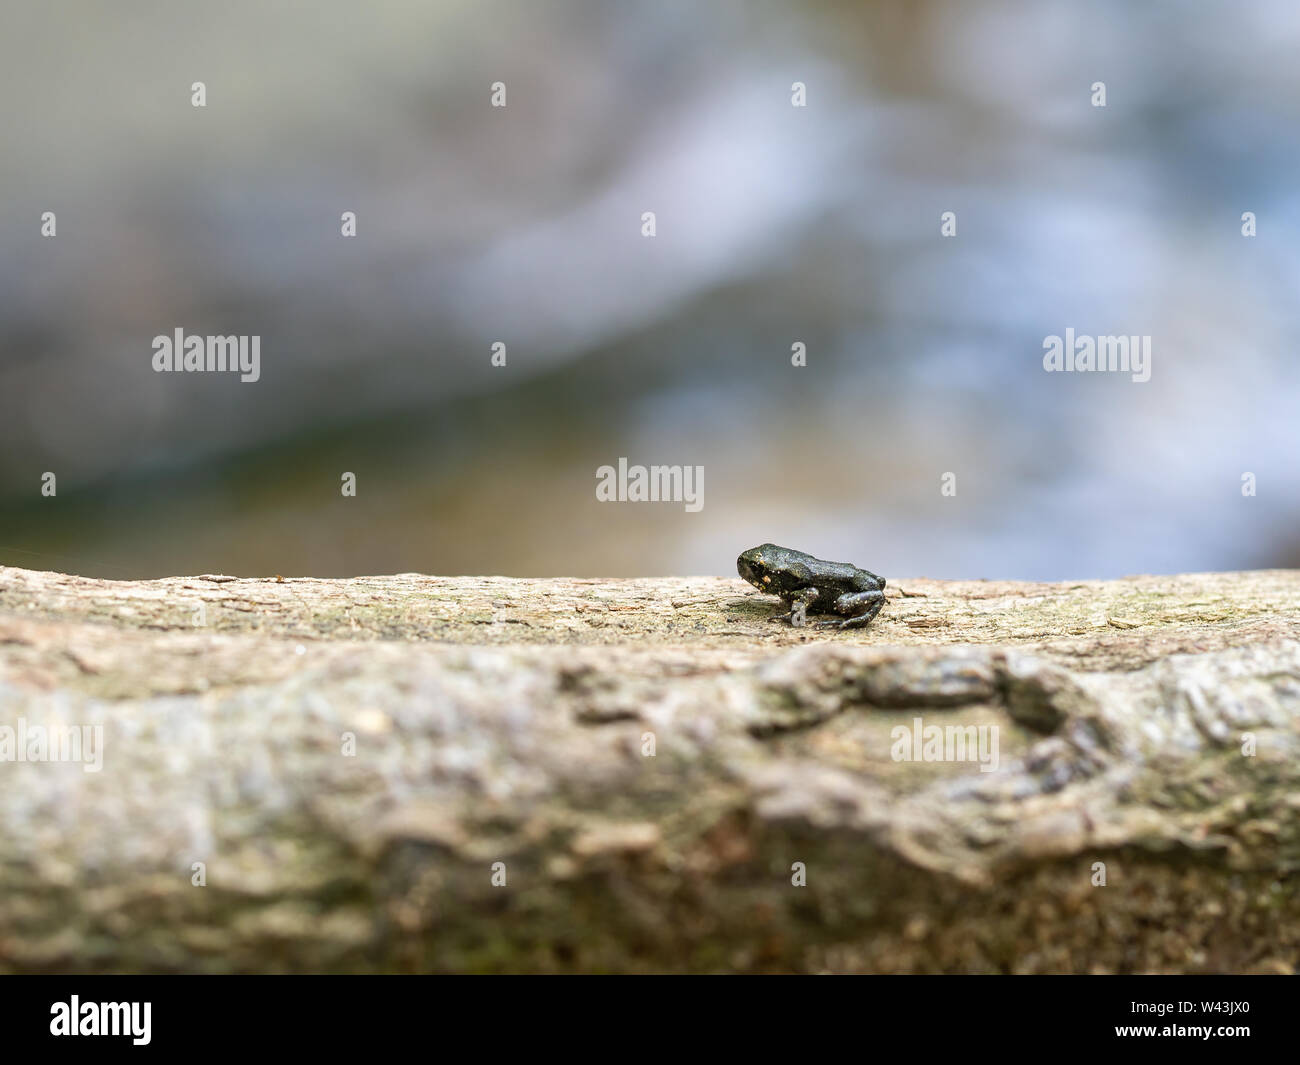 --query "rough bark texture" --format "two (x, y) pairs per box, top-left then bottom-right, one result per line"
(1, 564), (1298, 973)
